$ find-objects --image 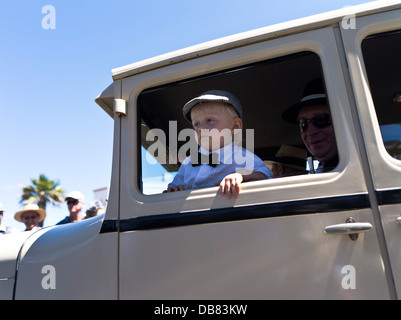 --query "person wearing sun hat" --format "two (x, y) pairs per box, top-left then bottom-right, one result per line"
(56, 190), (85, 225)
(84, 200), (105, 219)
(264, 144), (308, 178)
(282, 78), (338, 173)
(15, 203), (46, 231)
